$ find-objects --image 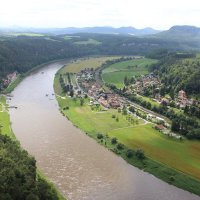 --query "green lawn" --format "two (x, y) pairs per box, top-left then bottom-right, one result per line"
(0, 96), (14, 138)
(74, 38), (102, 45)
(102, 58), (157, 88)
